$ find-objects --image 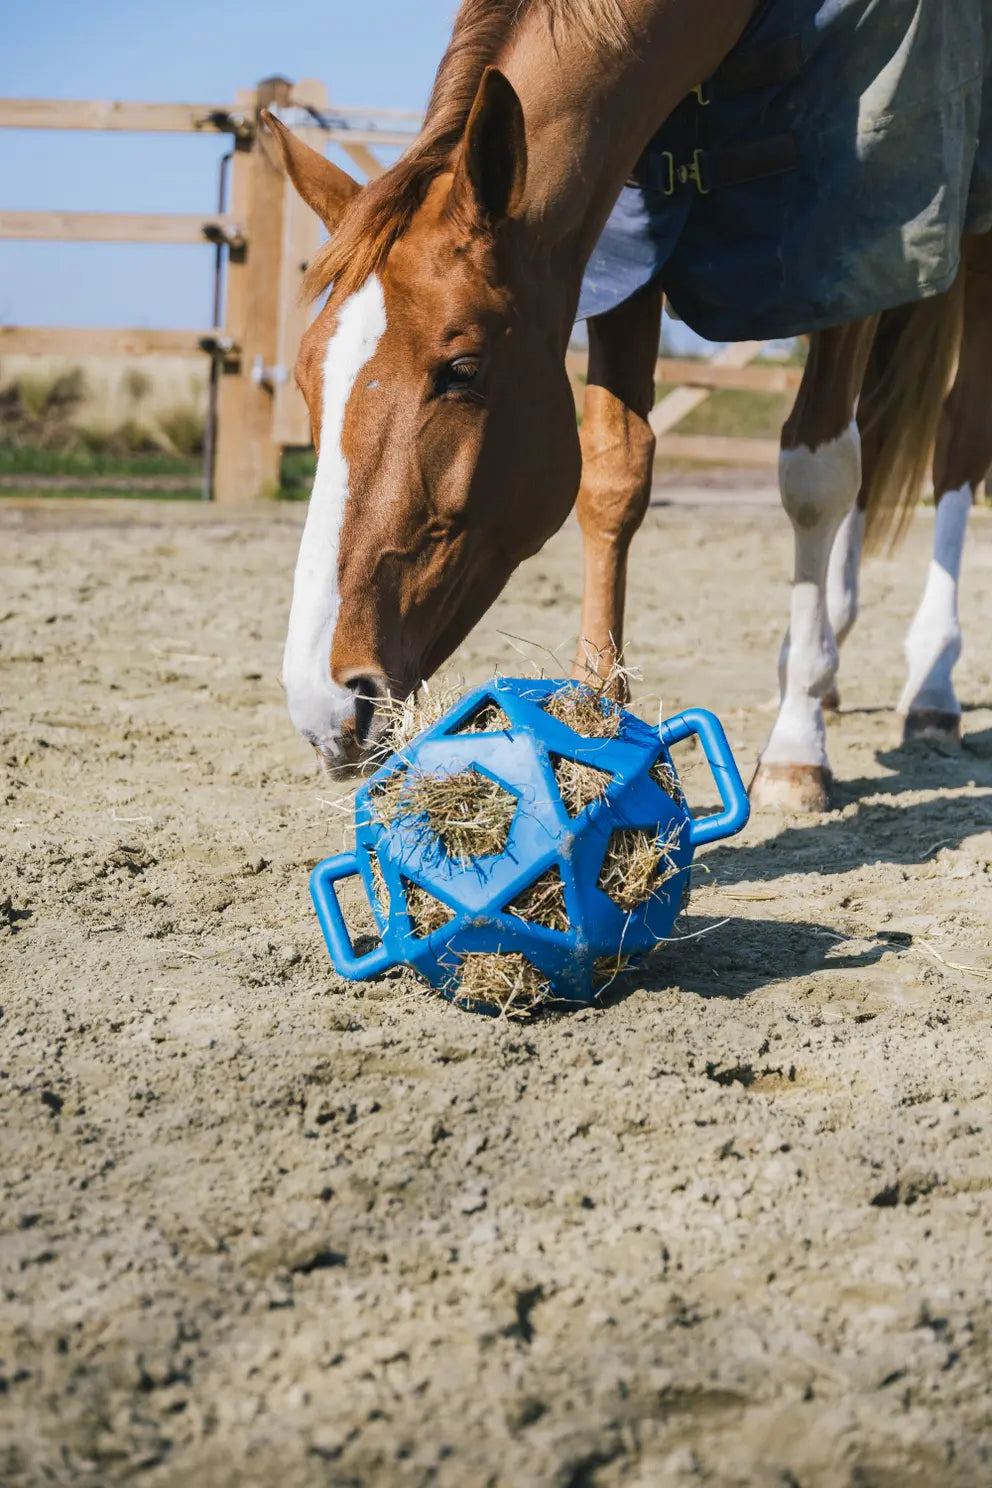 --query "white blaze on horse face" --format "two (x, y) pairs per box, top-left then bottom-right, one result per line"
(898, 482), (971, 718)
(282, 276), (387, 759)
(762, 422), (861, 768)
